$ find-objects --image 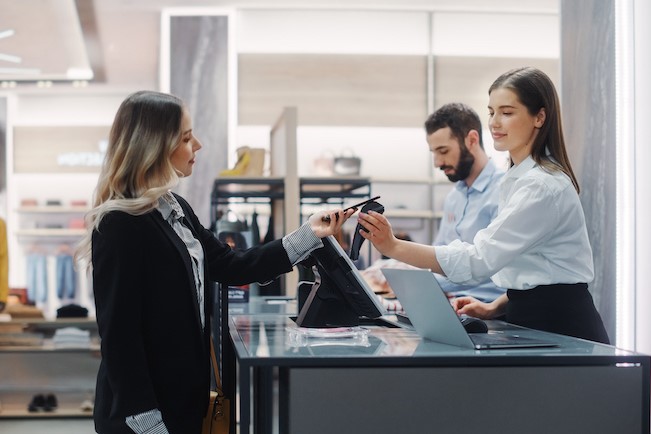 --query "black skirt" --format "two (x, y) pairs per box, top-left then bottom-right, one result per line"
(506, 283), (610, 344)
